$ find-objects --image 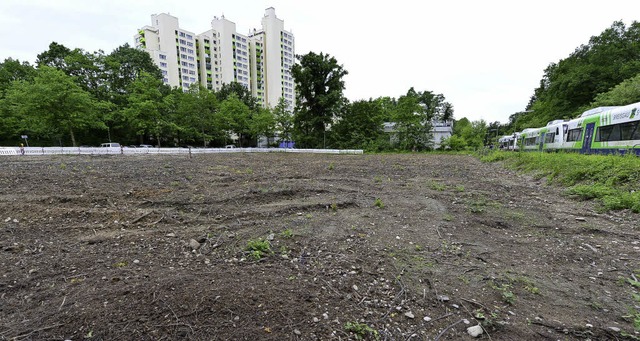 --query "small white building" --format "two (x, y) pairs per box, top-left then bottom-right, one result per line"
(383, 120), (453, 149)
(432, 120), (453, 149)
